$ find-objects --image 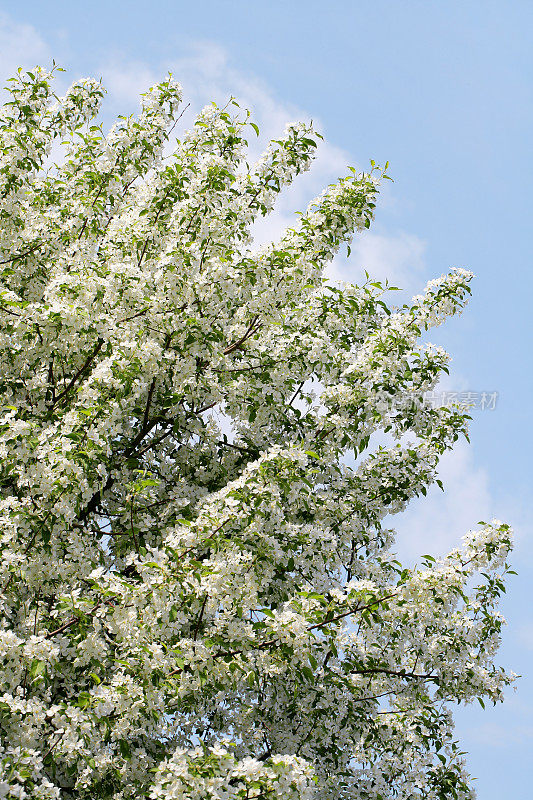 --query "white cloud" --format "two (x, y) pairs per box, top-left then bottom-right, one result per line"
(98, 59), (159, 111)
(329, 229), (427, 294)
(390, 439), (493, 563)
(0, 13), (50, 84)
(516, 624), (533, 651)
(461, 720), (533, 748)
